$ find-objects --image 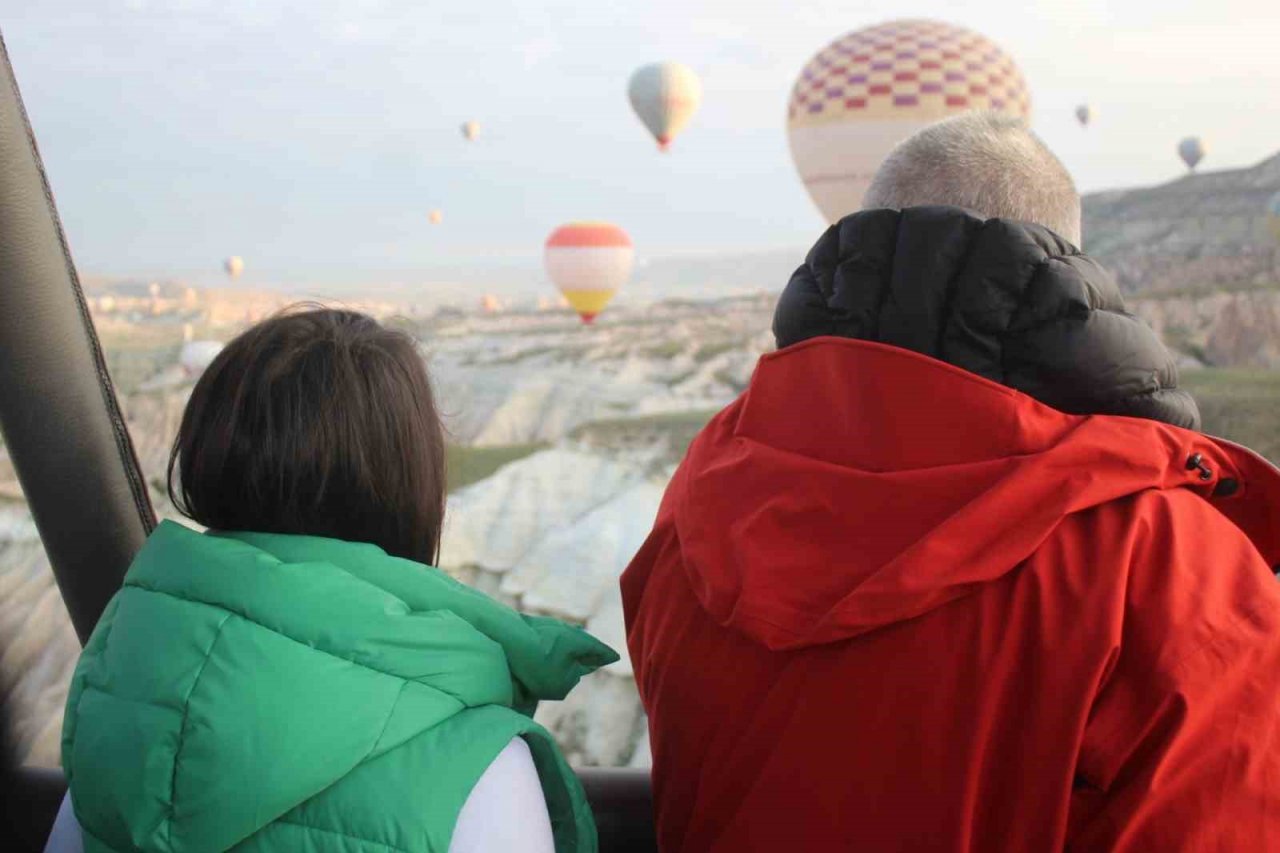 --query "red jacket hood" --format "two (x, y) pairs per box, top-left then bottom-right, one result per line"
(672, 337), (1280, 651)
